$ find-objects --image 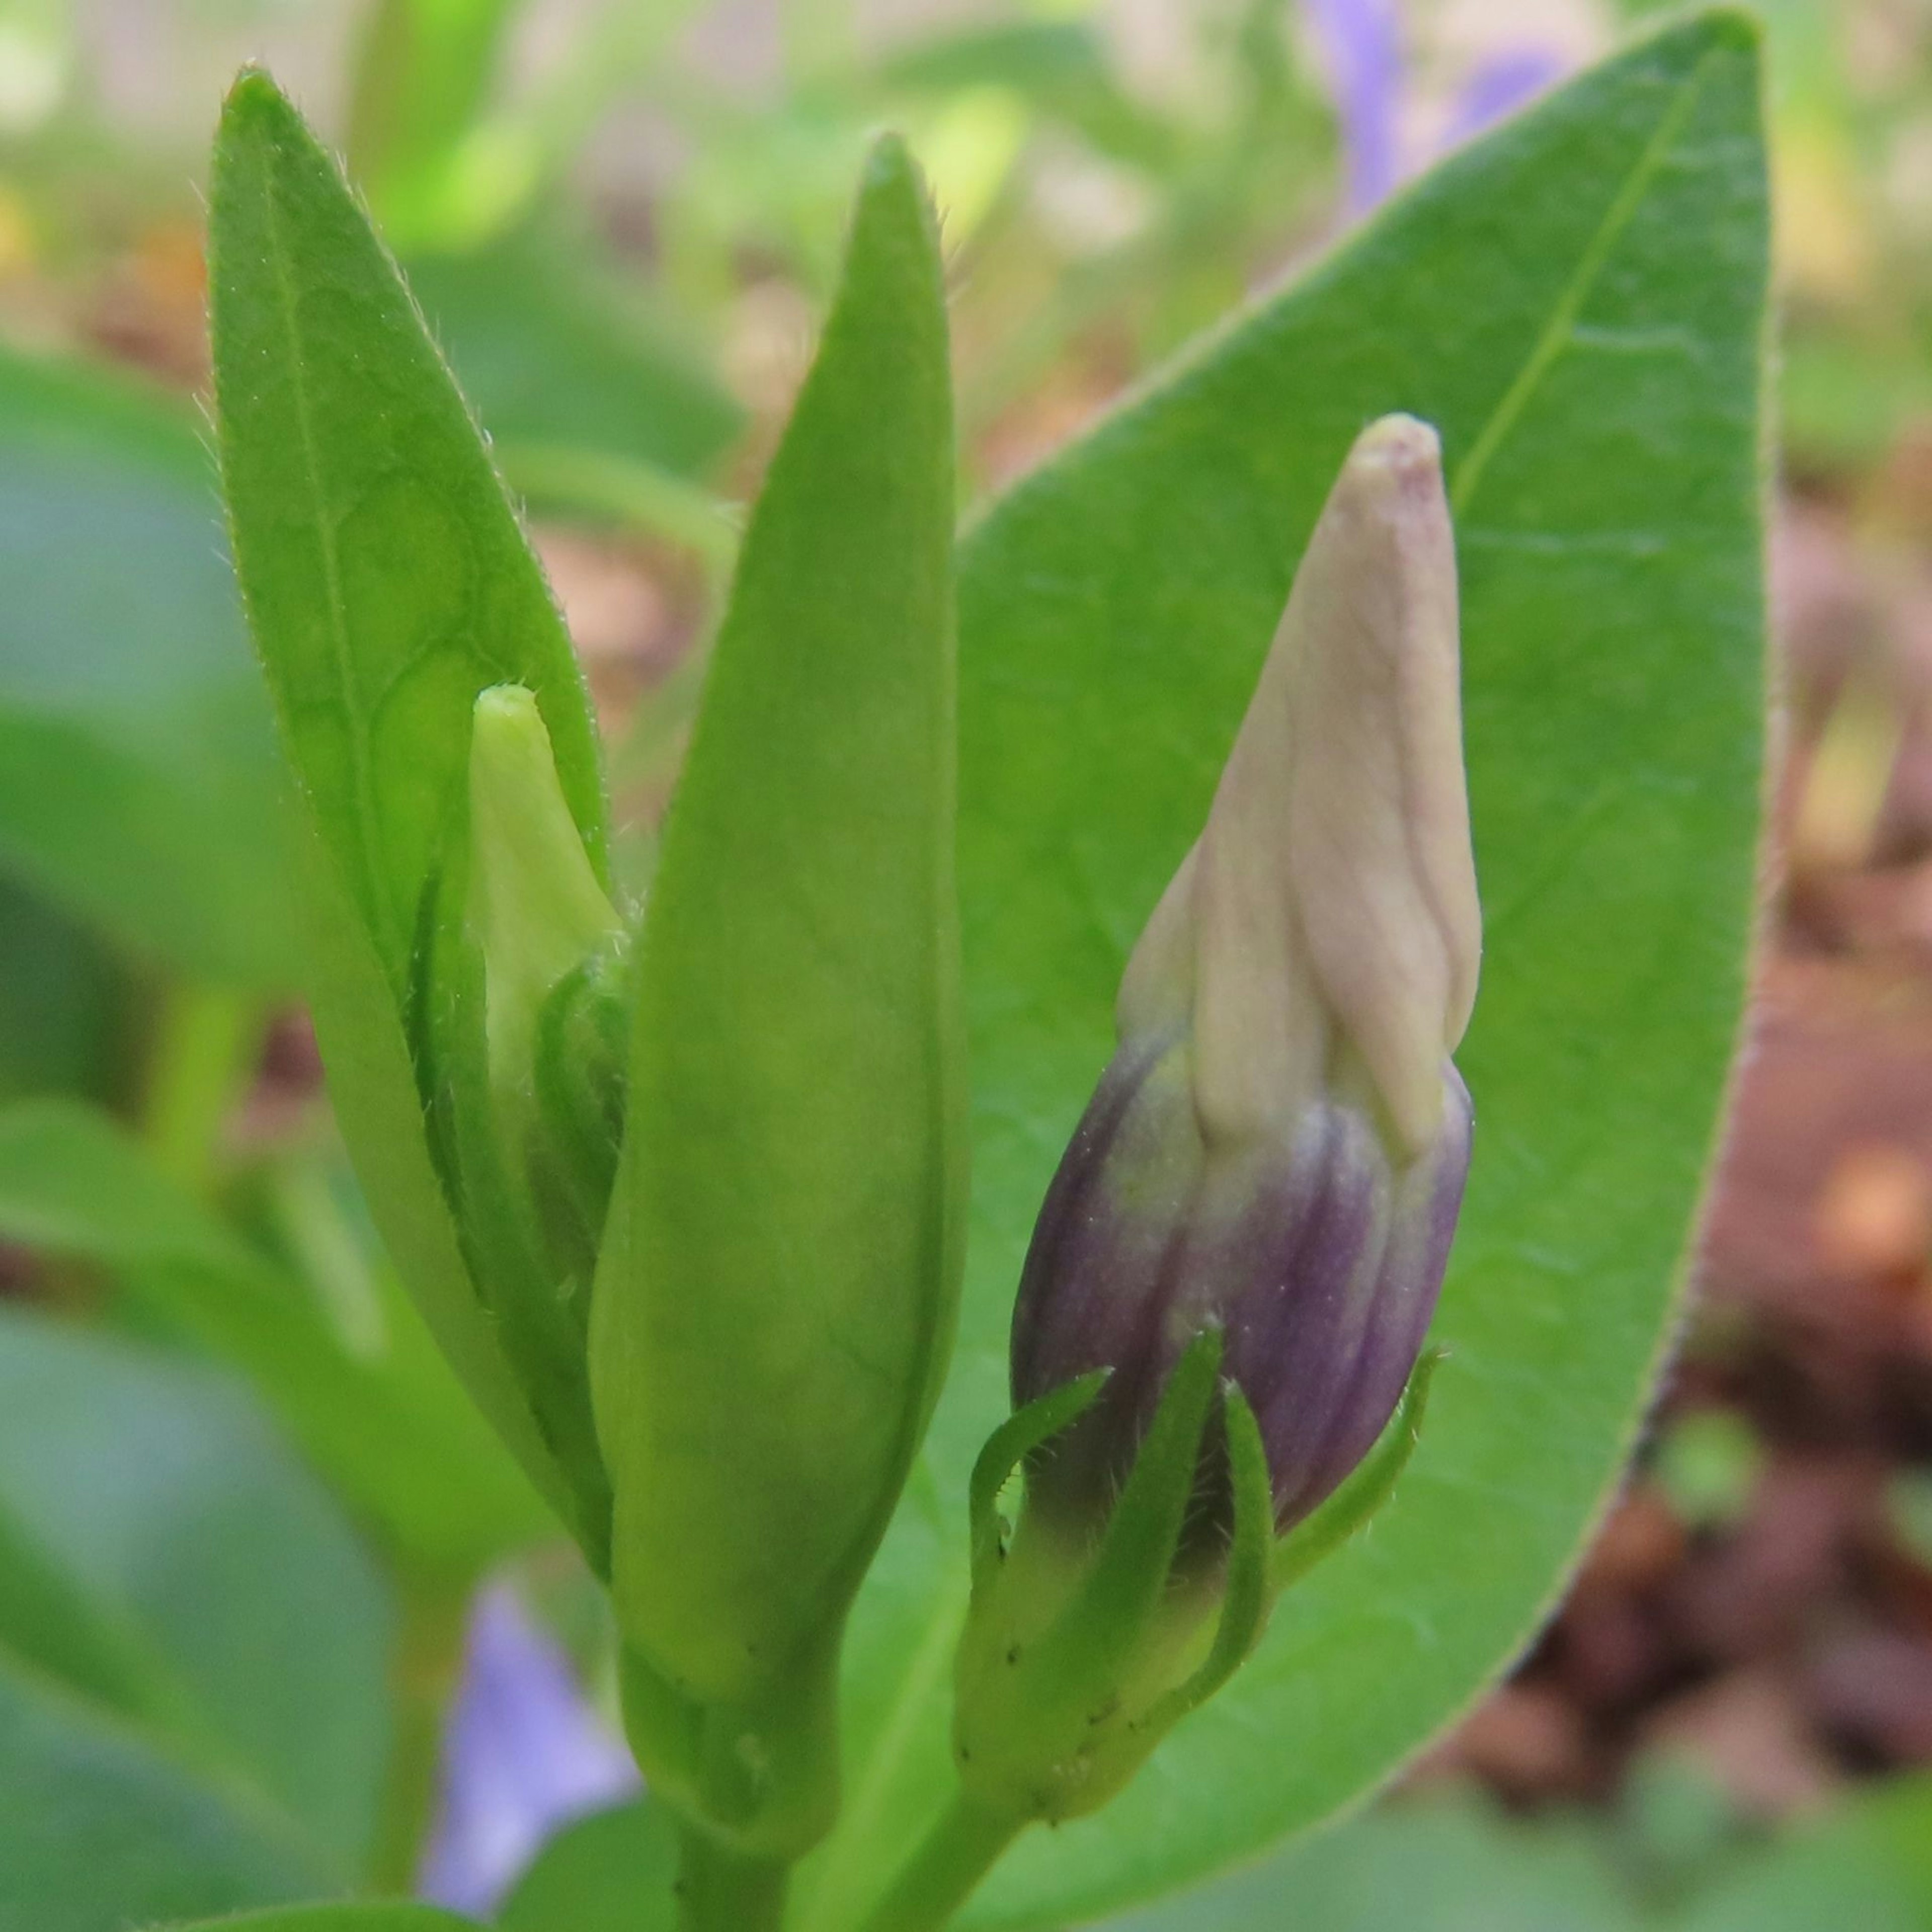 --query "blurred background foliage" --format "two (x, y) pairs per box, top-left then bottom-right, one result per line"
(0, 1), (1929, 1928)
